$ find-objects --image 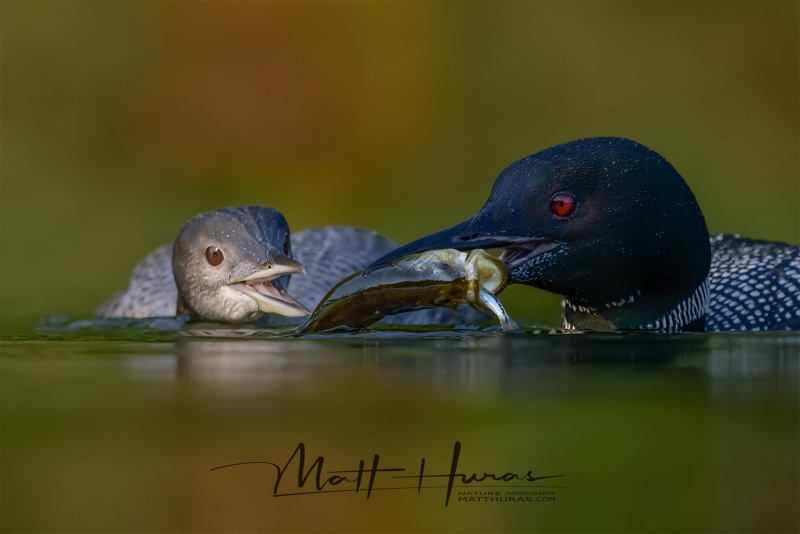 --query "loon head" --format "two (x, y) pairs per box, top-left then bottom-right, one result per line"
(172, 206), (311, 323)
(365, 137), (712, 331)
